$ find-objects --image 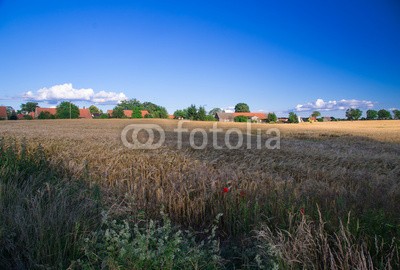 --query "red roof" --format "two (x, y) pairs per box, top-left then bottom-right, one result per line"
(17, 114), (25, 120)
(35, 107), (57, 118)
(233, 112), (267, 119)
(168, 114), (175, 119)
(124, 110), (133, 118)
(79, 108), (92, 119)
(0, 106), (7, 119)
(28, 112), (35, 118)
(141, 110), (149, 117)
